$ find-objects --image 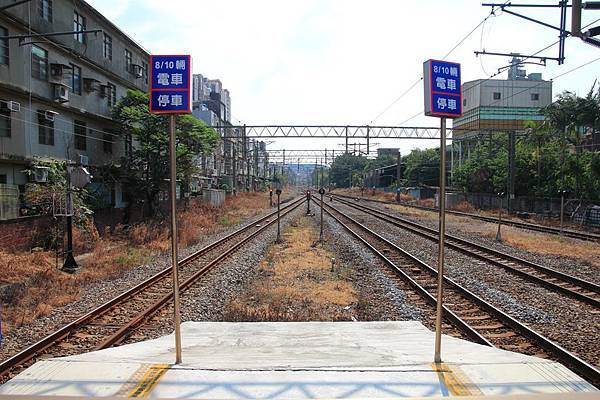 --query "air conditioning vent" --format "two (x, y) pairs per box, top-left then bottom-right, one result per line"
(53, 84), (69, 103)
(31, 166), (50, 183)
(79, 155), (89, 166)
